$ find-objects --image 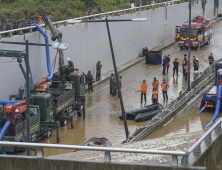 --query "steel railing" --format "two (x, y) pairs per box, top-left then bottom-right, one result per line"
(0, 141), (185, 166)
(0, 0), (181, 39)
(128, 59), (222, 143)
(181, 117), (222, 165)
